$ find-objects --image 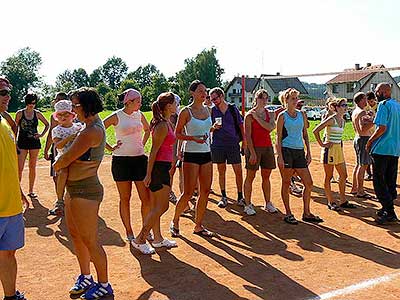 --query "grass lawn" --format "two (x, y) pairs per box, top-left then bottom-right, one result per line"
(8, 110), (355, 159)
